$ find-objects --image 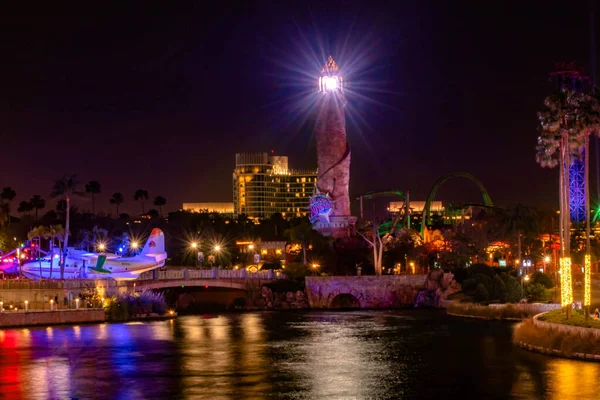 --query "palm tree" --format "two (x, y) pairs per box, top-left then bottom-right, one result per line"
(499, 204), (538, 272)
(153, 196), (167, 218)
(0, 187), (16, 226)
(285, 219), (315, 266)
(27, 226), (48, 278)
(50, 174), (84, 279)
(109, 192), (124, 216)
(17, 200), (33, 216)
(85, 181), (102, 215)
(47, 225), (64, 278)
(134, 189), (149, 215)
(537, 88), (600, 317)
(29, 195), (46, 219)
